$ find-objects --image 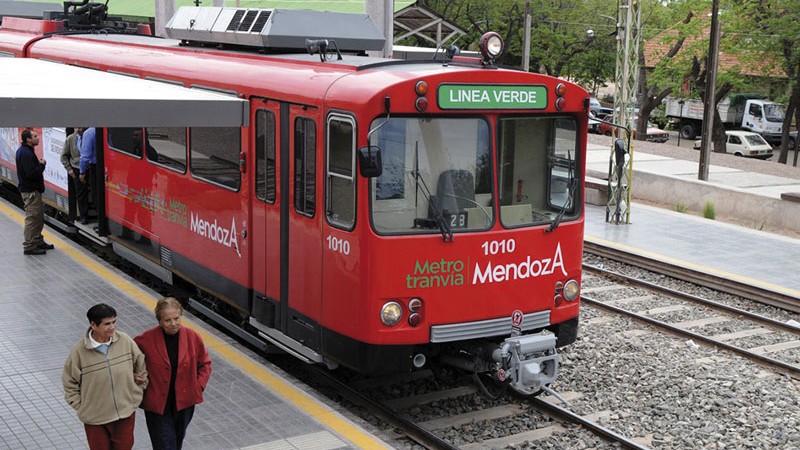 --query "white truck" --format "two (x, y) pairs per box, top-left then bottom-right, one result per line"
(665, 94), (797, 149)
